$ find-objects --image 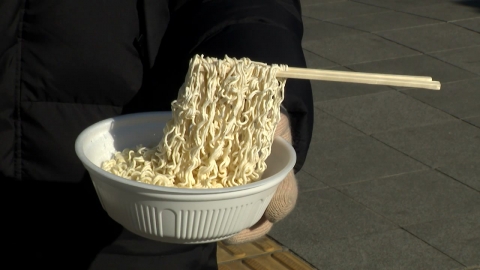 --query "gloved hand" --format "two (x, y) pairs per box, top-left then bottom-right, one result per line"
(222, 113), (298, 245)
